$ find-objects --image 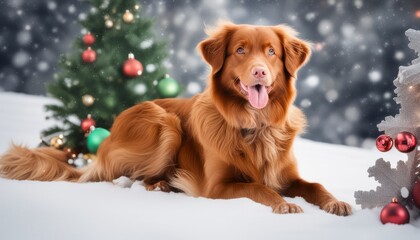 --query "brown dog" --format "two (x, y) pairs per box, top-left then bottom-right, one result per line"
(0, 22), (351, 216)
